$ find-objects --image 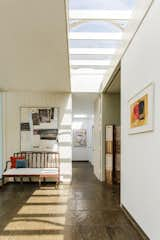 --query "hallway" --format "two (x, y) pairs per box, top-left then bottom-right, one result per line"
(0, 163), (143, 240)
